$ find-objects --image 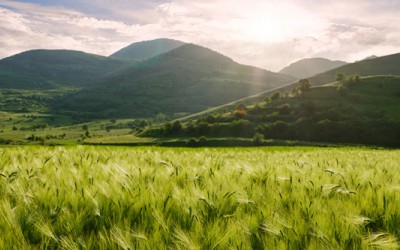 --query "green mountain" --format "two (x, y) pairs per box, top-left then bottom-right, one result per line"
(109, 38), (185, 61)
(59, 44), (295, 118)
(179, 52), (400, 120)
(151, 75), (400, 147)
(279, 58), (347, 79)
(0, 50), (130, 89)
(309, 53), (400, 85)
